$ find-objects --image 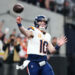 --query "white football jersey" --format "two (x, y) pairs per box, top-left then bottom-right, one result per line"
(27, 26), (51, 56)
